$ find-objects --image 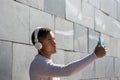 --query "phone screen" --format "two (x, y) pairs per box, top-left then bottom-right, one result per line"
(99, 37), (104, 47)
